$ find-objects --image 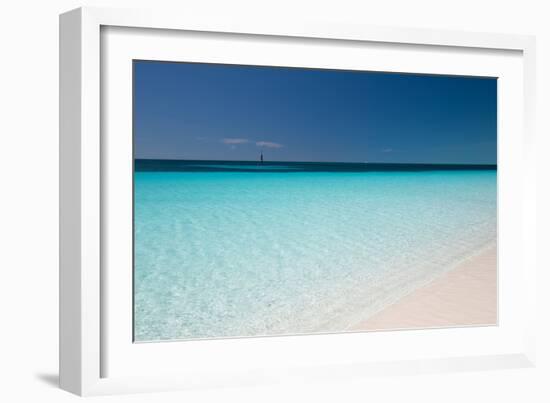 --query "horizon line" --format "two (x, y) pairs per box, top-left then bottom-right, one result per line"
(134, 158), (497, 166)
